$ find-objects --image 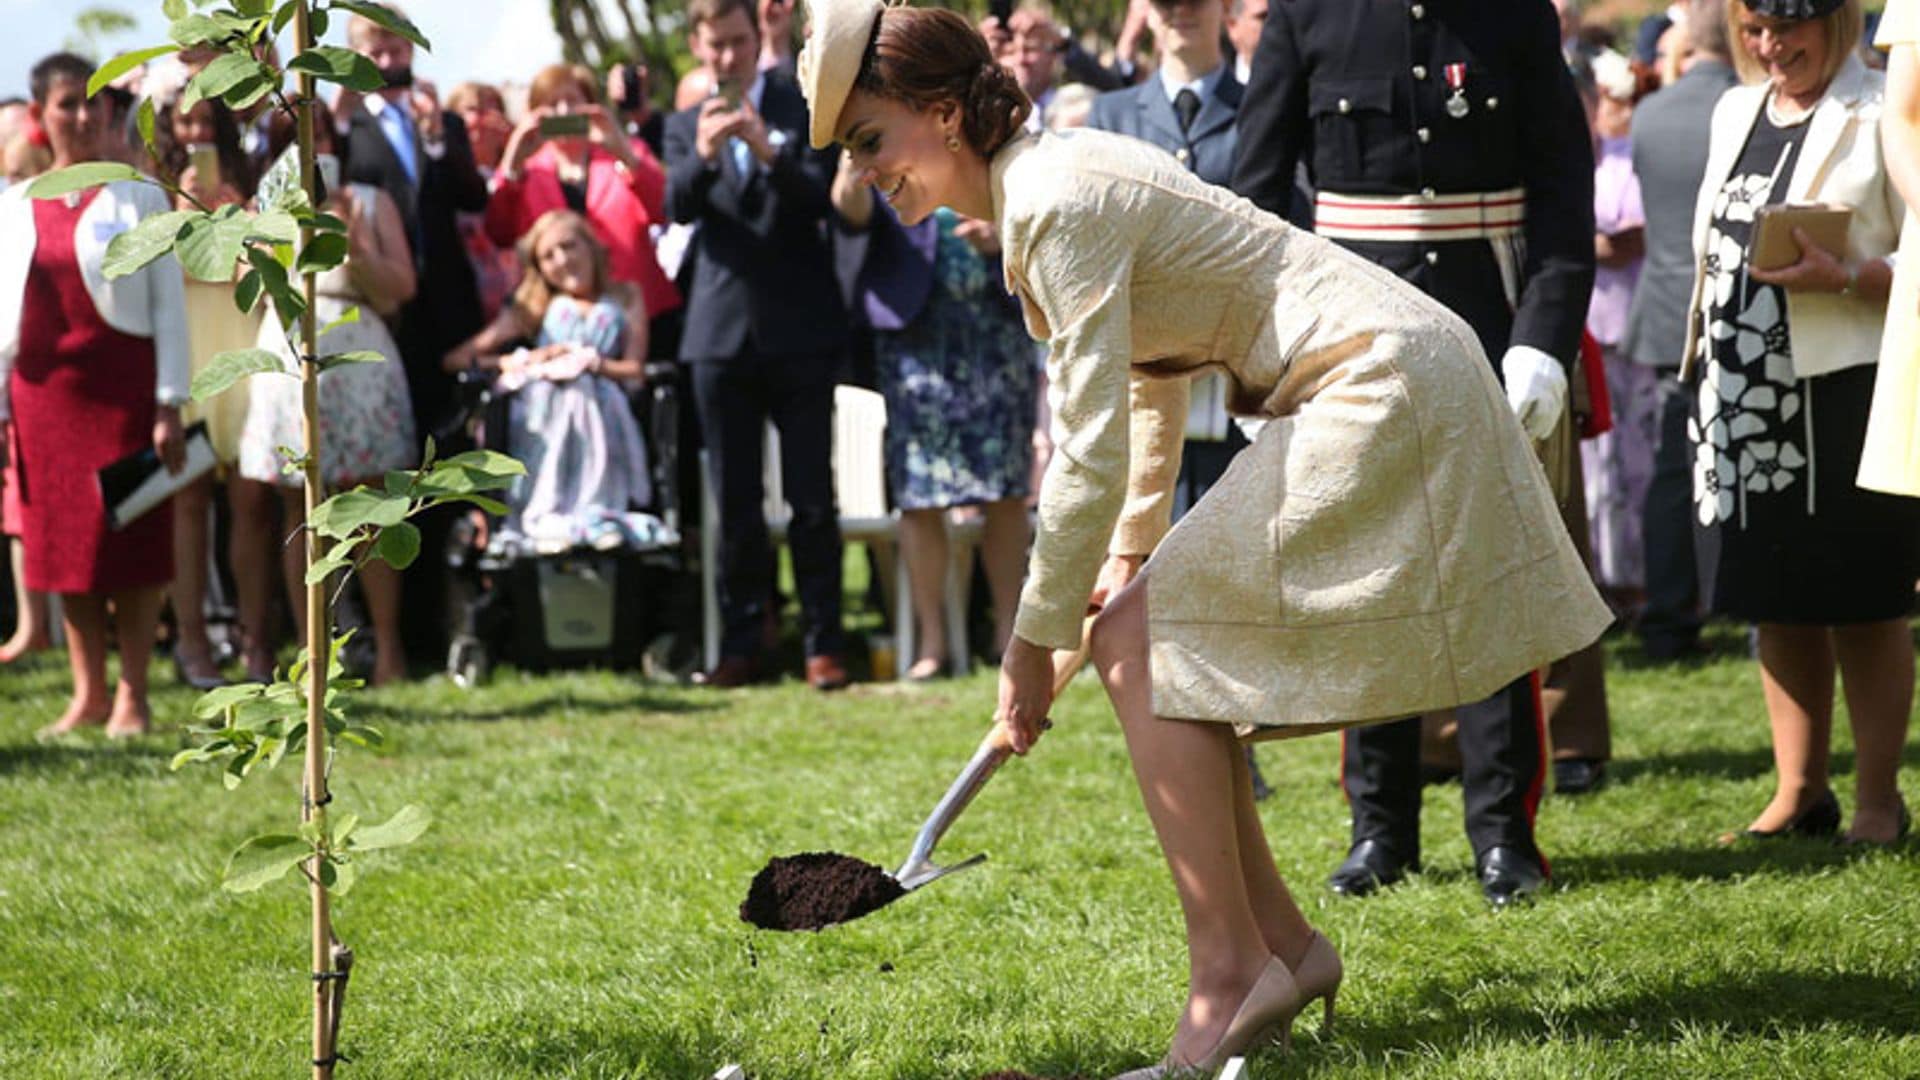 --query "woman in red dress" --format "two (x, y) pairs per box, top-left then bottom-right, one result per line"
(0, 53), (190, 738)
